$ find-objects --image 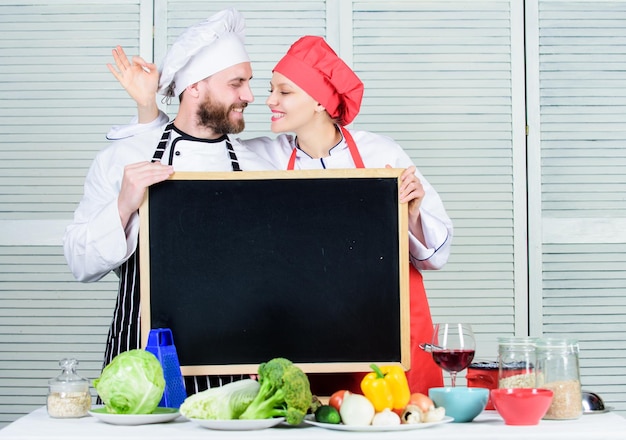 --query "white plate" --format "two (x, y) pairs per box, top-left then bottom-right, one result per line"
(304, 416), (453, 432)
(187, 417), (285, 430)
(88, 407), (180, 425)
